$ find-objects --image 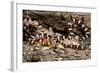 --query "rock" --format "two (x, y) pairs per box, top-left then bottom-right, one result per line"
(41, 49), (50, 56)
(31, 56), (41, 62)
(58, 49), (66, 57)
(57, 58), (63, 61)
(37, 25), (43, 29)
